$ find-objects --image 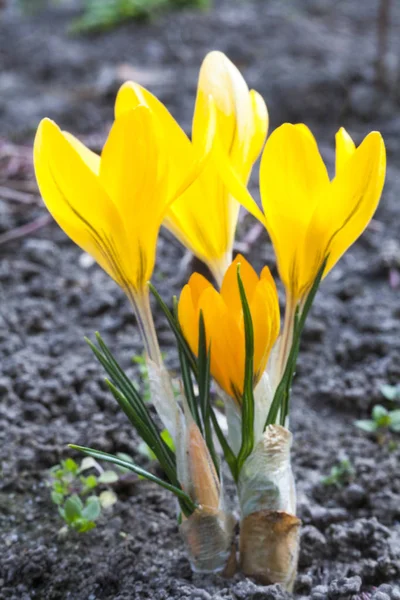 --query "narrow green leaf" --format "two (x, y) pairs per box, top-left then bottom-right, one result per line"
(87, 335), (150, 425)
(266, 256), (328, 428)
(104, 379), (177, 486)
(197, 312), (209, 427)
(197, 312), (219, 472)
(93, 336), (172, 462)
(69, 445), (197, 517)
(178, 344), (202, 428)
(115, 452), (135, 473)
(235, 265), (255, 475)
(149, 283), (198, 376)
(138, 430), (175, 462)
(88, 335), (146, 421)
(86, 334), (178, 488)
